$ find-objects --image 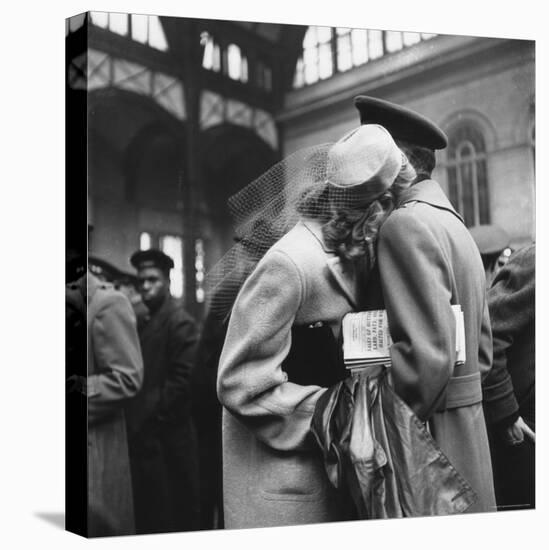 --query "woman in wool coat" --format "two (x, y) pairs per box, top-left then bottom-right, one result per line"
(216, 124), (416, 528)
